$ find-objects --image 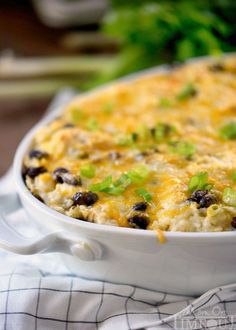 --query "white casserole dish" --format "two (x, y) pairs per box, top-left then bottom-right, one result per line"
(1, 59), (236, 296)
